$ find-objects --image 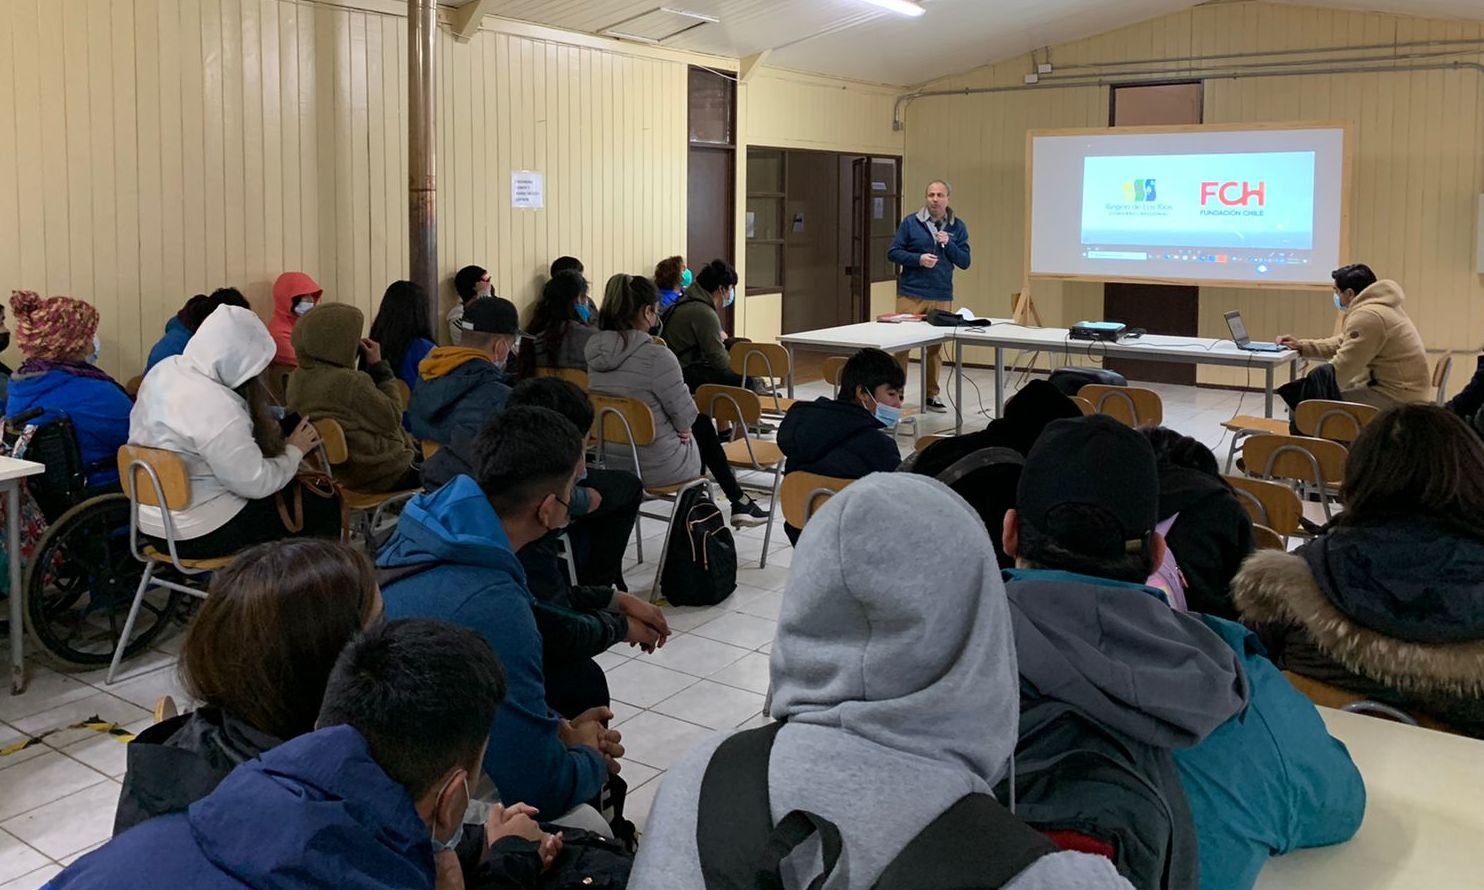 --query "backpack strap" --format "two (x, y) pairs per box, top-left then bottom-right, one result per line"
(699, 722), (844, 890)
(872, 794), (1057, 890)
